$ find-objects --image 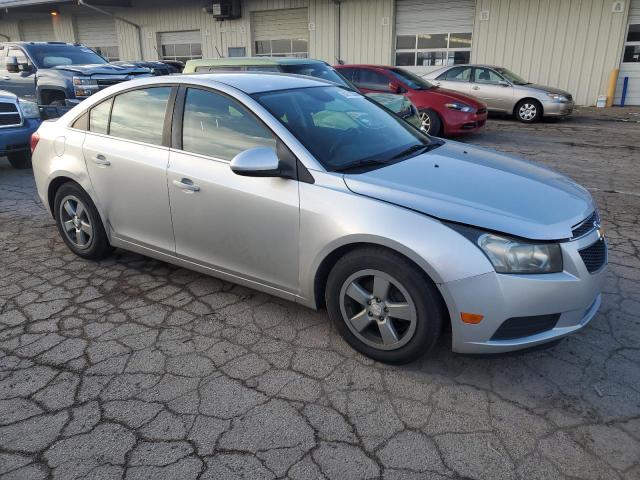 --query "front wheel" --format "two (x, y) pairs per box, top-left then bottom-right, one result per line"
(419, 109), (442, 136)
(7, 151), (32, 169)
(54, 182), (112, 260)
(515, 99), (542, 123)
(326, 247), (444, 364)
